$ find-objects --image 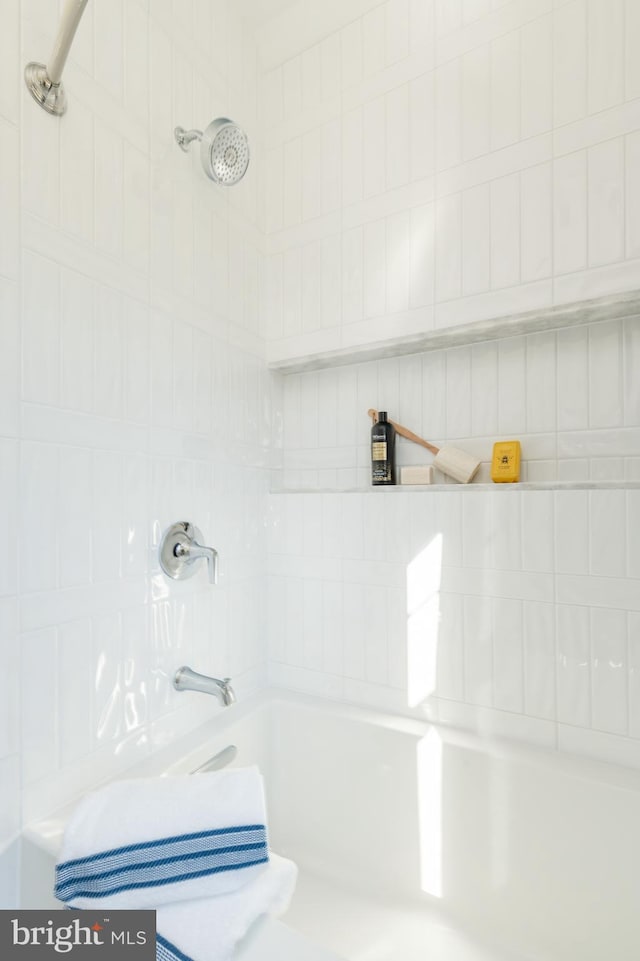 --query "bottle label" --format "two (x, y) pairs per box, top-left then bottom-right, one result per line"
(372, 442), (387, 461)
